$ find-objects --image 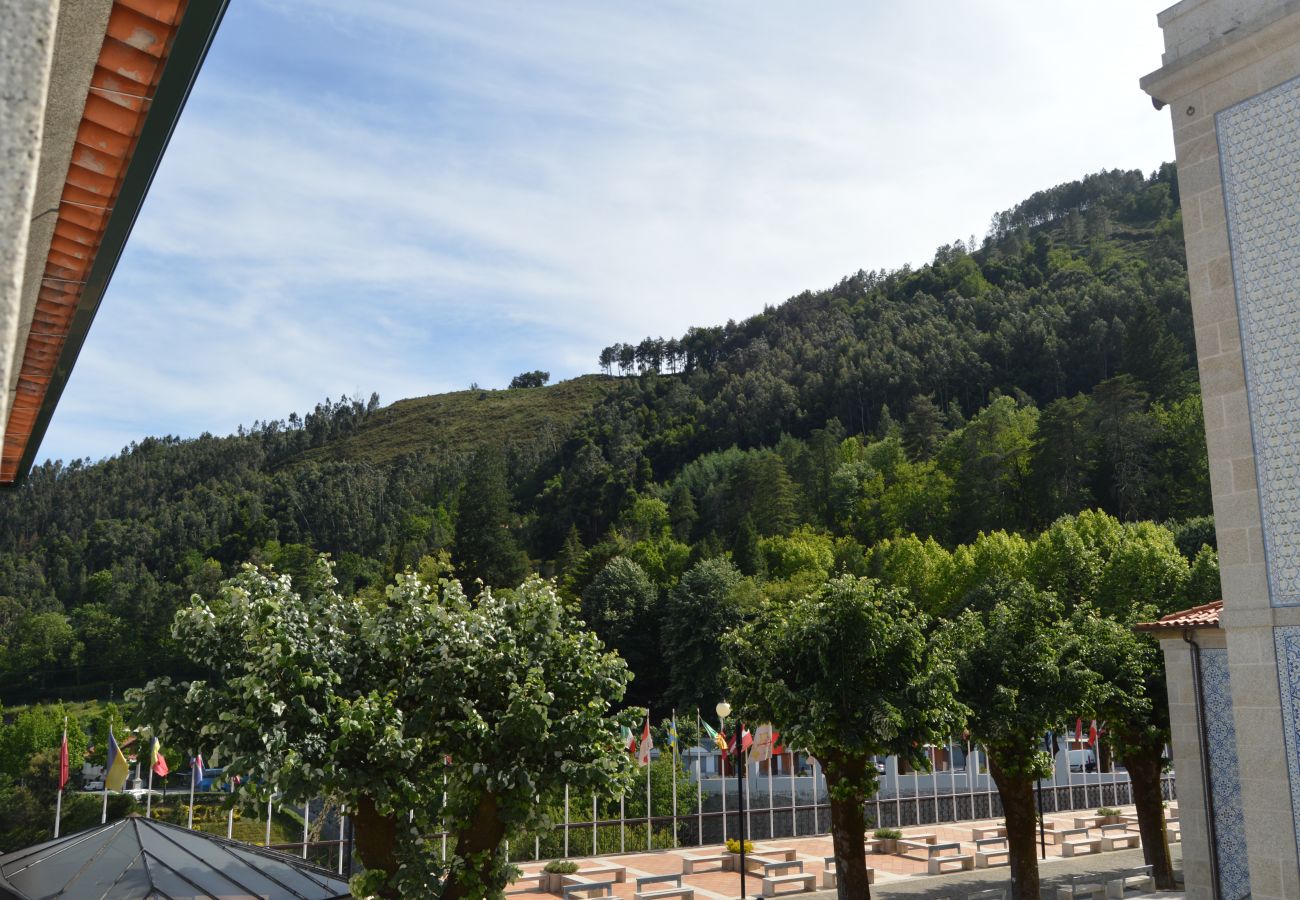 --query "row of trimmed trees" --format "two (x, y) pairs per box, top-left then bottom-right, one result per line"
(128, 510), (1200, 898)
(728, 509), (1200, 900)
